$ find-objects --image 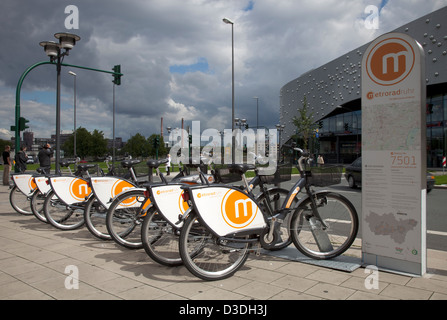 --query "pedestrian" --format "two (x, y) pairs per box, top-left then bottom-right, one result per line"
(38, 143), (53, 174)
(166, 154), (171, 176)
(317, 155), (325, 167)
(15, 146), (28, 173)
(2, 145), (11, 185)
